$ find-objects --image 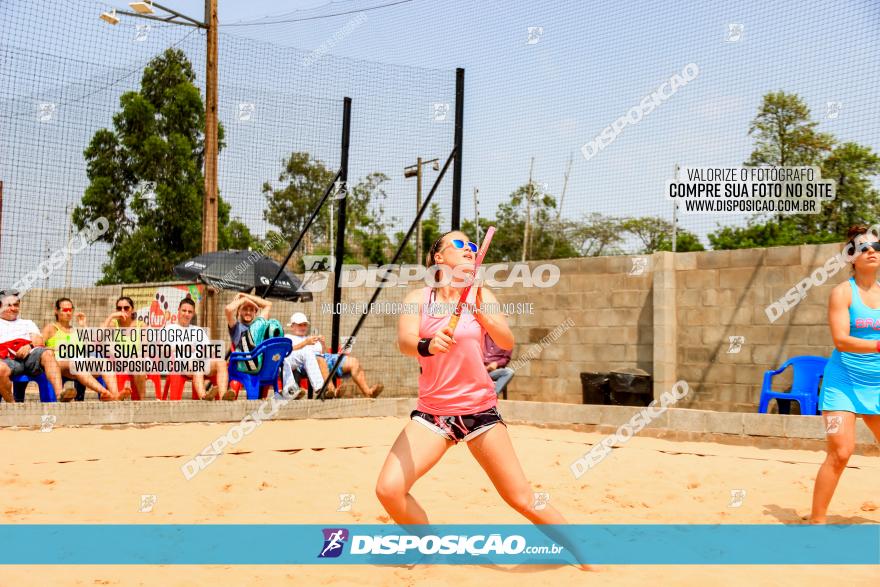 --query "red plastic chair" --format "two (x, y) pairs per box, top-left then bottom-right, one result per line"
(116, 373), (163, 400)
(163, 374), (196, 401)
(162, 372), (243, 400)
